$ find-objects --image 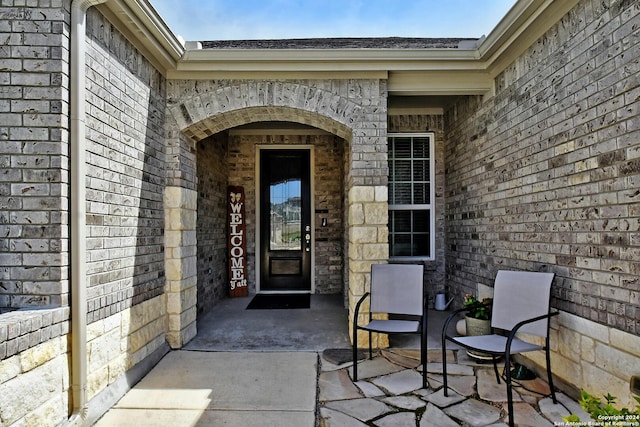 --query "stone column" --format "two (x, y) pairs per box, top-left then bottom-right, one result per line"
(348, 185), (389, 348)
(164, 186), (198, 348)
